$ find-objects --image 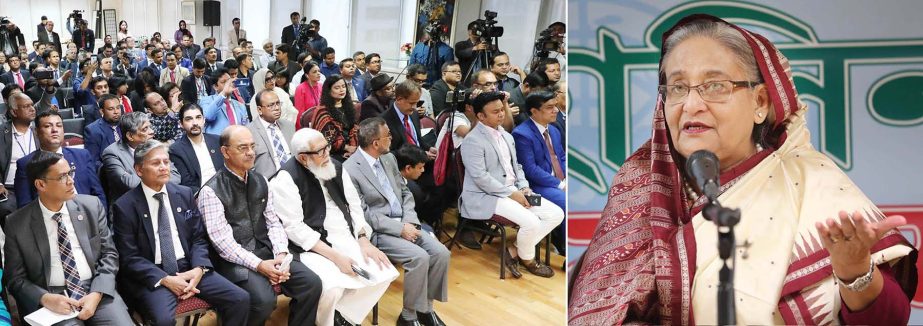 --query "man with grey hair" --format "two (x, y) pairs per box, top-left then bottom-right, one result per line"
(112, 139), (249, 326)
(270, 127), (397, 326)
(1, 92), (36, 218)
(343, 117), (450, 326)
(100, 112), (180, 204)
